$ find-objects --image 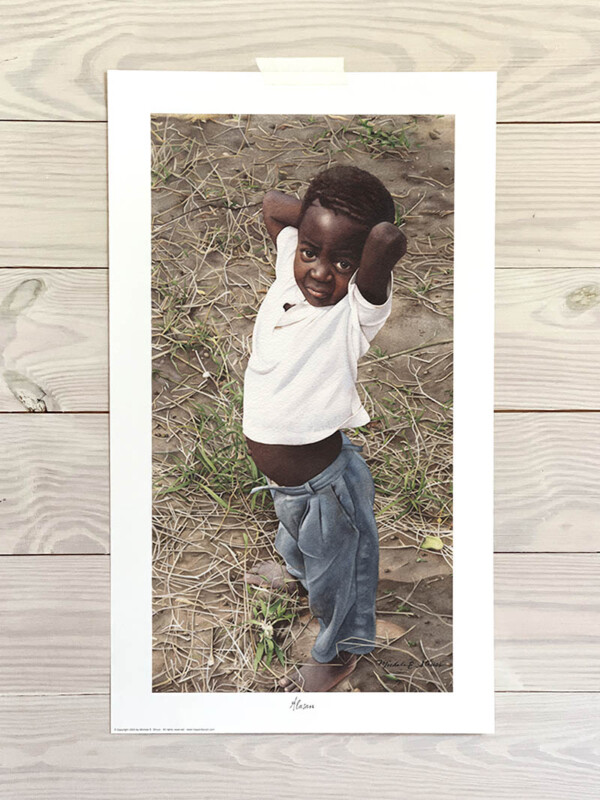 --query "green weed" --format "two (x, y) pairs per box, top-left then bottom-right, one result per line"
(249, 593), (295, 669)
(357, 118), (412, 152)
